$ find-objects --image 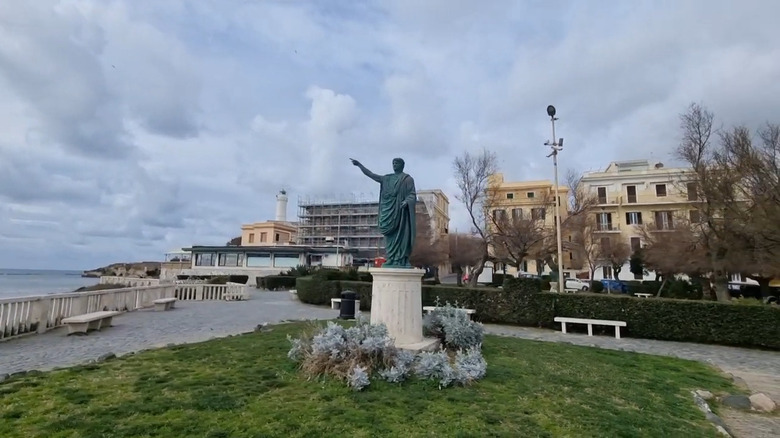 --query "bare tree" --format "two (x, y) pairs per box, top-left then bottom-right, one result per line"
(448, 233), (483, 286)
(410, 205), (448, 280)
(452, 148), (498, 286)
(559, 169), (600, 279)
(600, 239), (631, 280)
(488, 194), (553, 270)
